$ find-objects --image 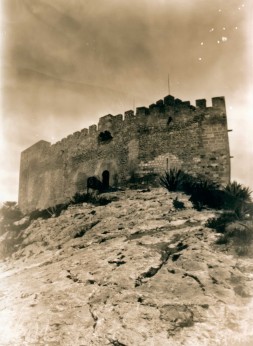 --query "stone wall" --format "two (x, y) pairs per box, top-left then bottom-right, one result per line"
(18, 94), (231, 212)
